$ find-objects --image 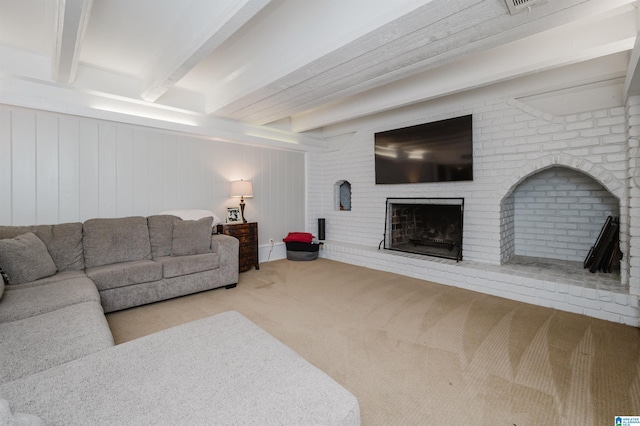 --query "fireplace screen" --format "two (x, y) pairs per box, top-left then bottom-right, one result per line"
(384, 198), (464, 261)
